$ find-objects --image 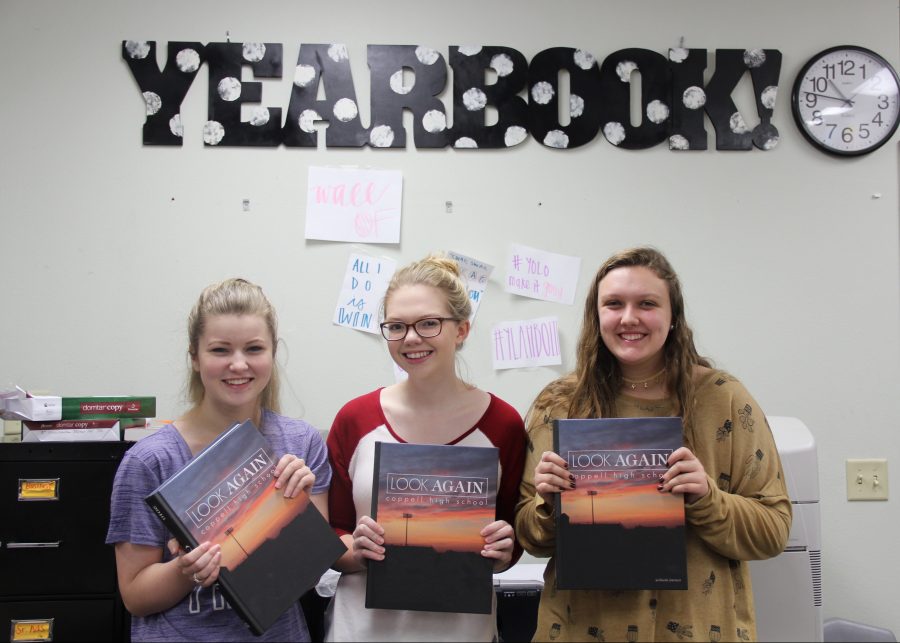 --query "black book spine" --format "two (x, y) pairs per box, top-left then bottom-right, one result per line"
(212, 574), (264, 636)
(370, 441), (382, 520)
(144, 492), (200, 553)
(551, 419), (567, 588)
